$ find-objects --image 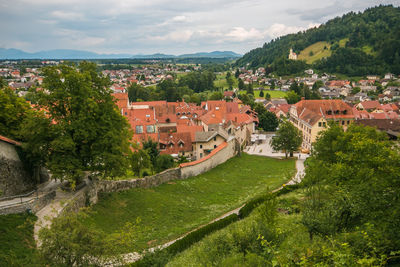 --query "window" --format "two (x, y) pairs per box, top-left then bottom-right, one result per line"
(146, 125), (155, 133)
(200, 145), (203, 149)
(318, 122), (322, 127)
(170, 143), (174, 148)
(323, 122), (326, 127)
(135, 125), (143, 134)
(347, 120), (350, 125)
(342, 120), (345, 125)
(124, 112), (127, 116)
(214, 137), (217, 141)
(200, 153), (203, 158)
(214, 145), (217, 148)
